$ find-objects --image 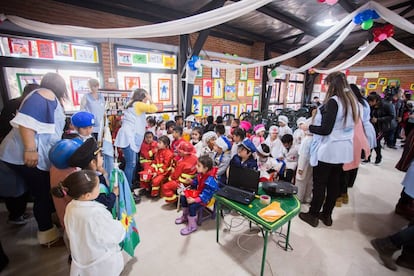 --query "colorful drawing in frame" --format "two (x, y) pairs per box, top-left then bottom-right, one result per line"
(70, 76), (90, 106)
(73, 46), (96, 63)
(222, 104), (230, 115)
(213, 79), (224, 99)
(9, 38), (31, 57)
(246, 104), (253, 112)
(212, 66), (220, 79)
(238, 81), (245, 97)
(196, 62), (203, 78)
(252, 95), (260, 111)
(246, 80), (255, 96)
(124, 76), (140, 90)
(367, 82), (377, 90)
(193, 85), (200, 96)
(239, 103), (246, 115)
(224, 85), (236, 101)
(388, 79), (400, 87)
(192, 96), (202, 116)
(118, 52), (132, 65)
(55, 42), (72, 57)
(230, 105), (239, 117)
(132, 53), (148, 65)
(202, 105), (212, 117)
(254, 67), (261, 80)
(377, 78), (387, 86)
(202, 78), (212, 97)
(36, 40), (54, 59)
(16, 73), (43, 94)
(240, 66), (248, 81)
(226, 69), (236, 85)
(411, 83), (414, 90)
(158, 79), (171, 101)
(213, 105), (221, 118)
